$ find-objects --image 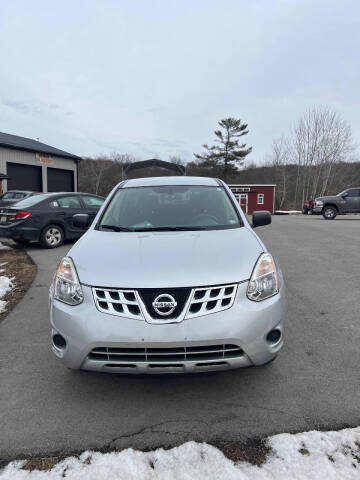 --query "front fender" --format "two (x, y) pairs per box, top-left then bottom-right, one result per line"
(323, 203), (342, 213)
